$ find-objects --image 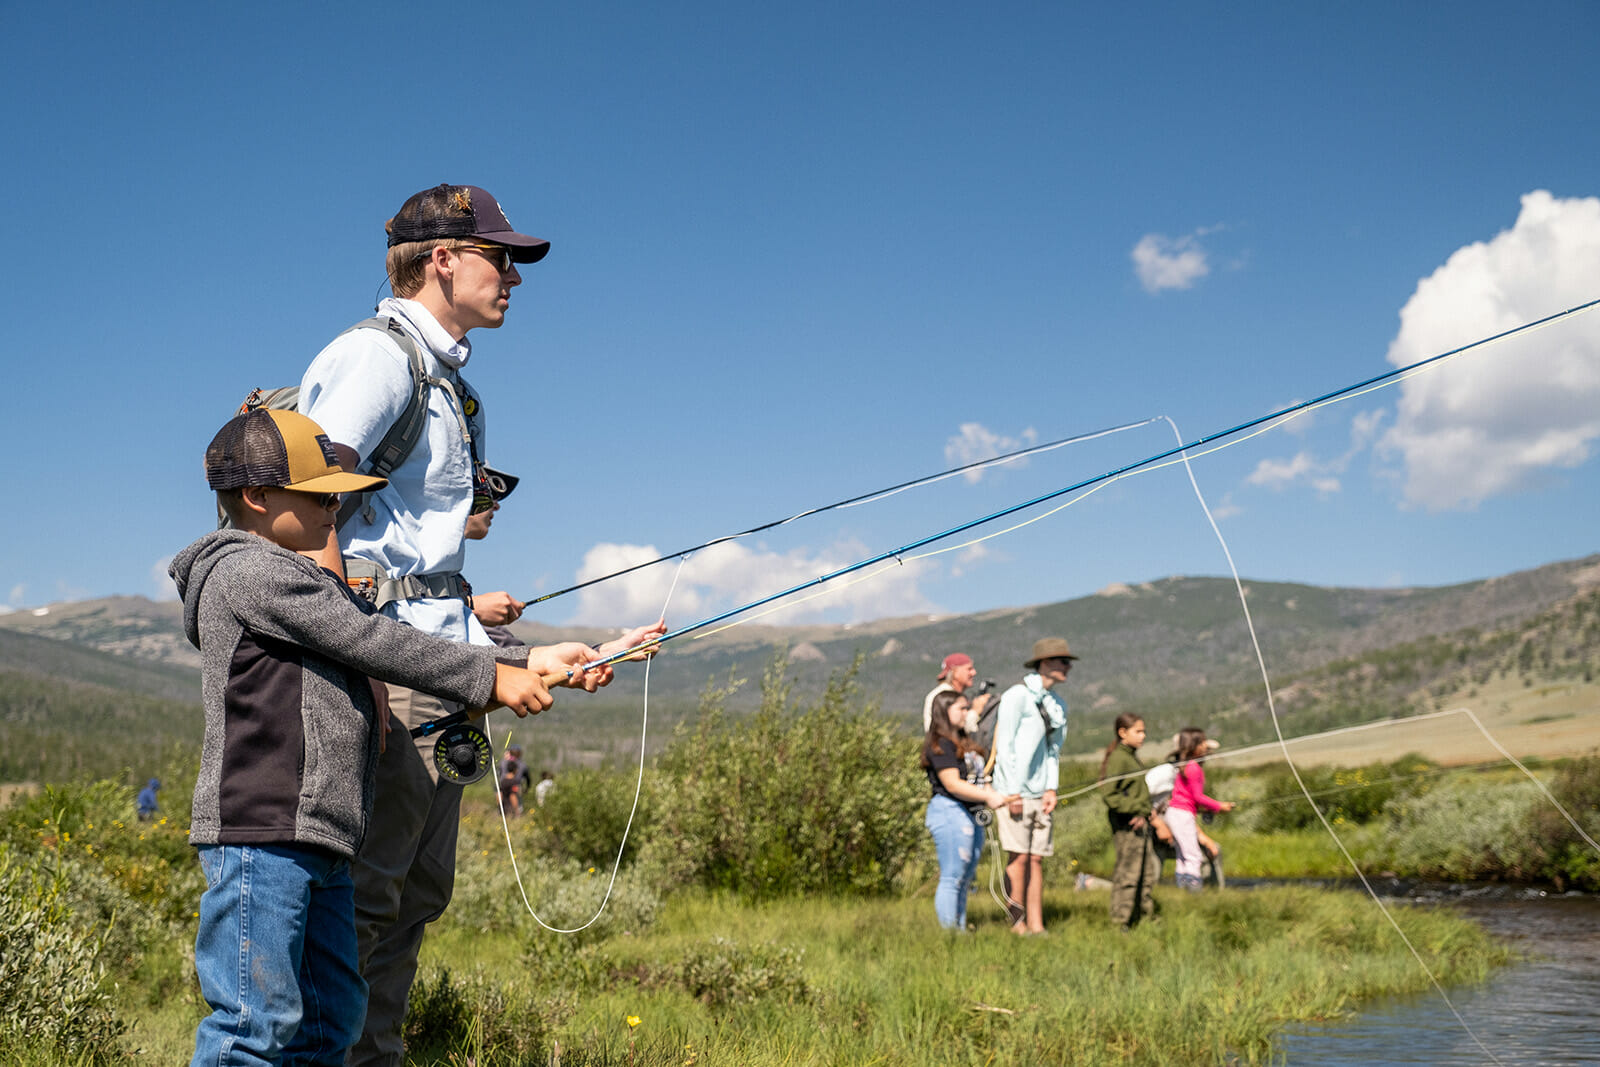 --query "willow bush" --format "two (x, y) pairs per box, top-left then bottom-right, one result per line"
(640, 653), (925, 899)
